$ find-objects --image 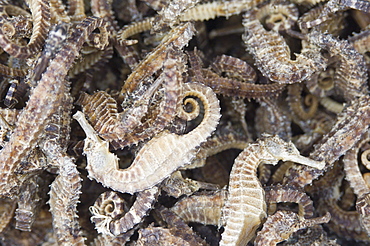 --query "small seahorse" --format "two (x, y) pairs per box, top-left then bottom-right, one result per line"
(220, 134), (325, 246)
